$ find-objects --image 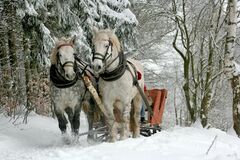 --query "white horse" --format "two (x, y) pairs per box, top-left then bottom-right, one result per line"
(91, 28), (144, 142)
